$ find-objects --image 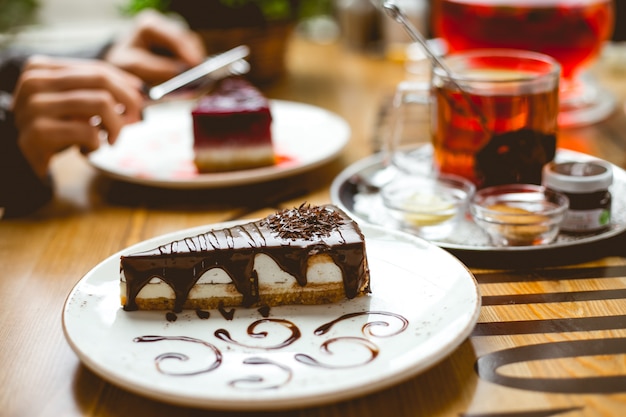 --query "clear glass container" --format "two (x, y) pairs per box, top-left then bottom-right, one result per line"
(430, 0), (616, 127)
